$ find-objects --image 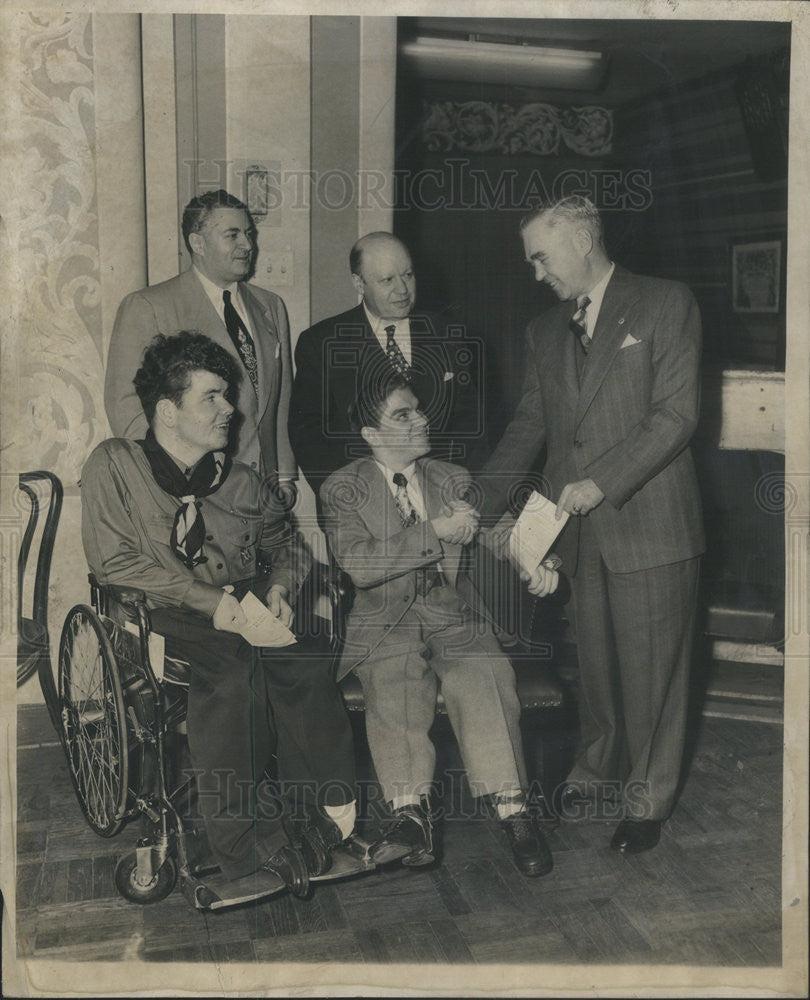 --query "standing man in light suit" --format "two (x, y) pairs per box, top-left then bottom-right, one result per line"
(481, 196), (705, 854)
(105, 189), (296, 487)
